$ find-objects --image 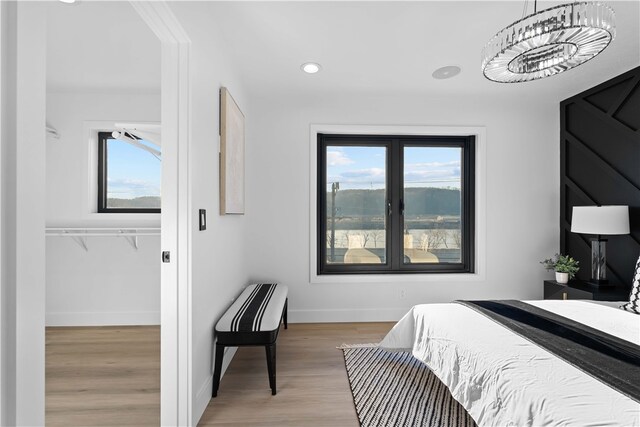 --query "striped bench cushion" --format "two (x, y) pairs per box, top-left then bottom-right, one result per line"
(216, 284), (288, 333)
